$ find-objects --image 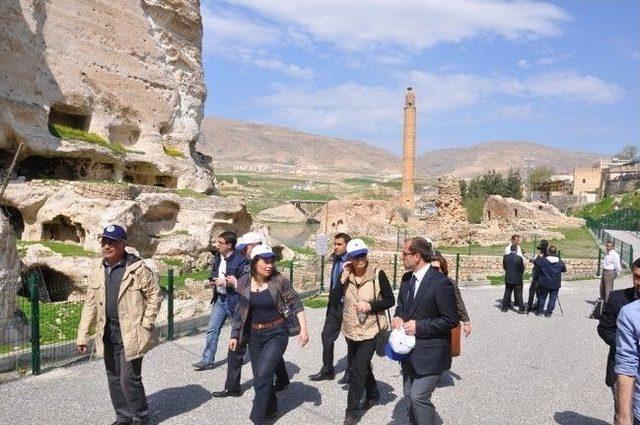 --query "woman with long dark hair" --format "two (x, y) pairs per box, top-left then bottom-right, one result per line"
(229, 245), (309, 424)
(431, 251), (472, 337)
(340, 239), (395, 425)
